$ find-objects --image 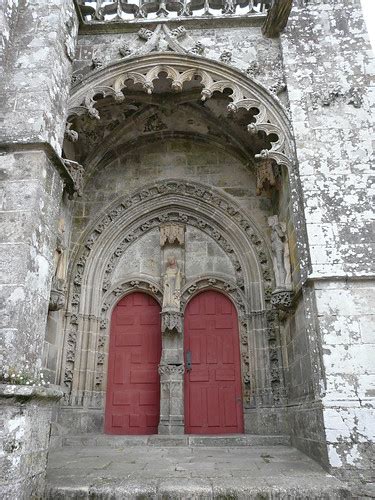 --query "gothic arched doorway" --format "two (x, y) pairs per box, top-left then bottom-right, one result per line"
(105, 292), (162, 434)
(184, 290), (244, 434)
